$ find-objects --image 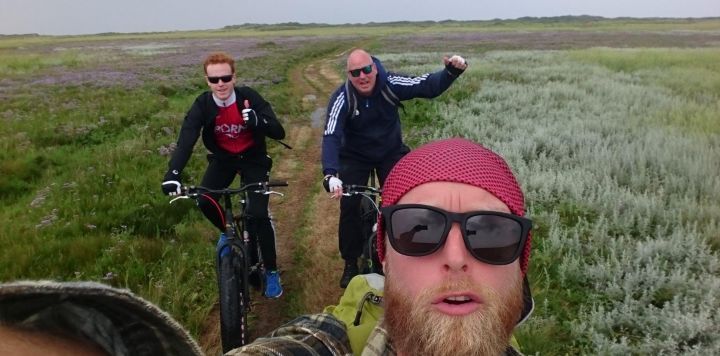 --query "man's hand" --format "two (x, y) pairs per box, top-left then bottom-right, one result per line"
(162, 169), (182, 196)
(242, 99), (263, 128)
(242, 108), (259, 127)
(162, 180), (181, 196)
(443, 54), (468, 76)
(322, 175), (343, 199)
